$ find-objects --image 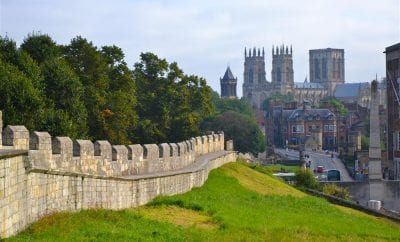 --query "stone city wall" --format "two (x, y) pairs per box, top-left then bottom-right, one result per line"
(0, 111), (236, 238)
